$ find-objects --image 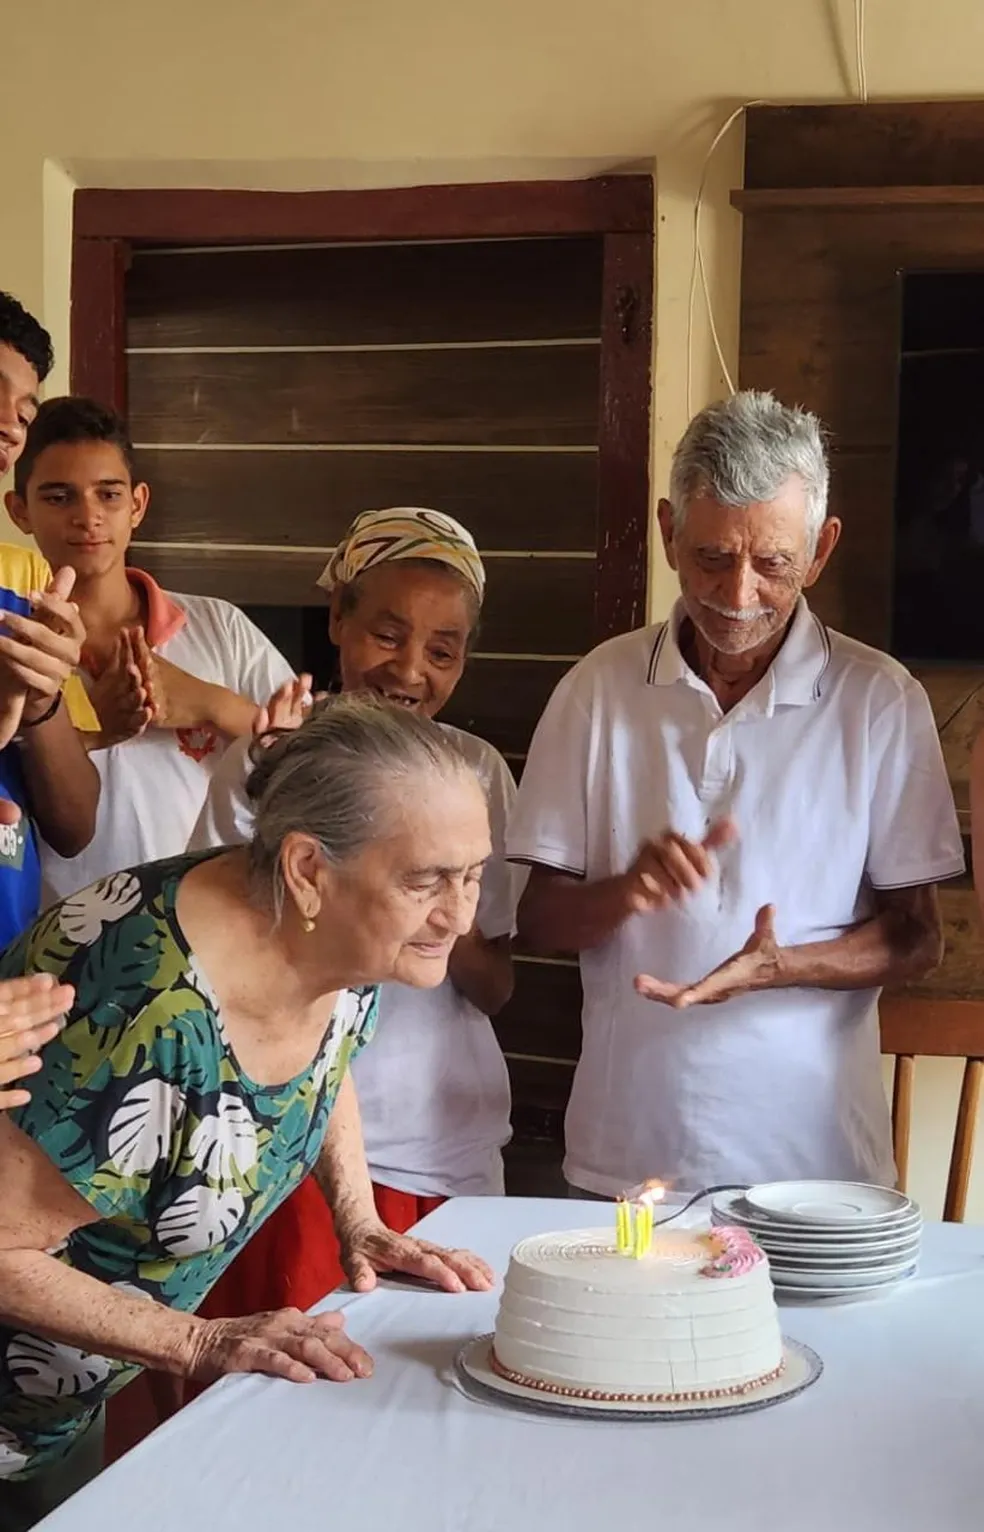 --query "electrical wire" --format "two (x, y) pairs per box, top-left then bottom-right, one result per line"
(685, 3), (871, 416)
(686, 101), (764, 415)
(856, 0), (869, 103)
